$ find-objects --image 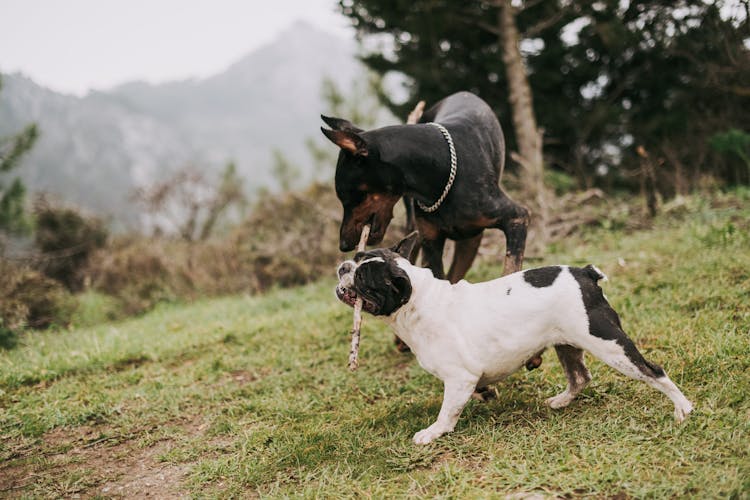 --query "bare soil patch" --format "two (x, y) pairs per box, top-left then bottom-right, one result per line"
(1, 422), (194, 498)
